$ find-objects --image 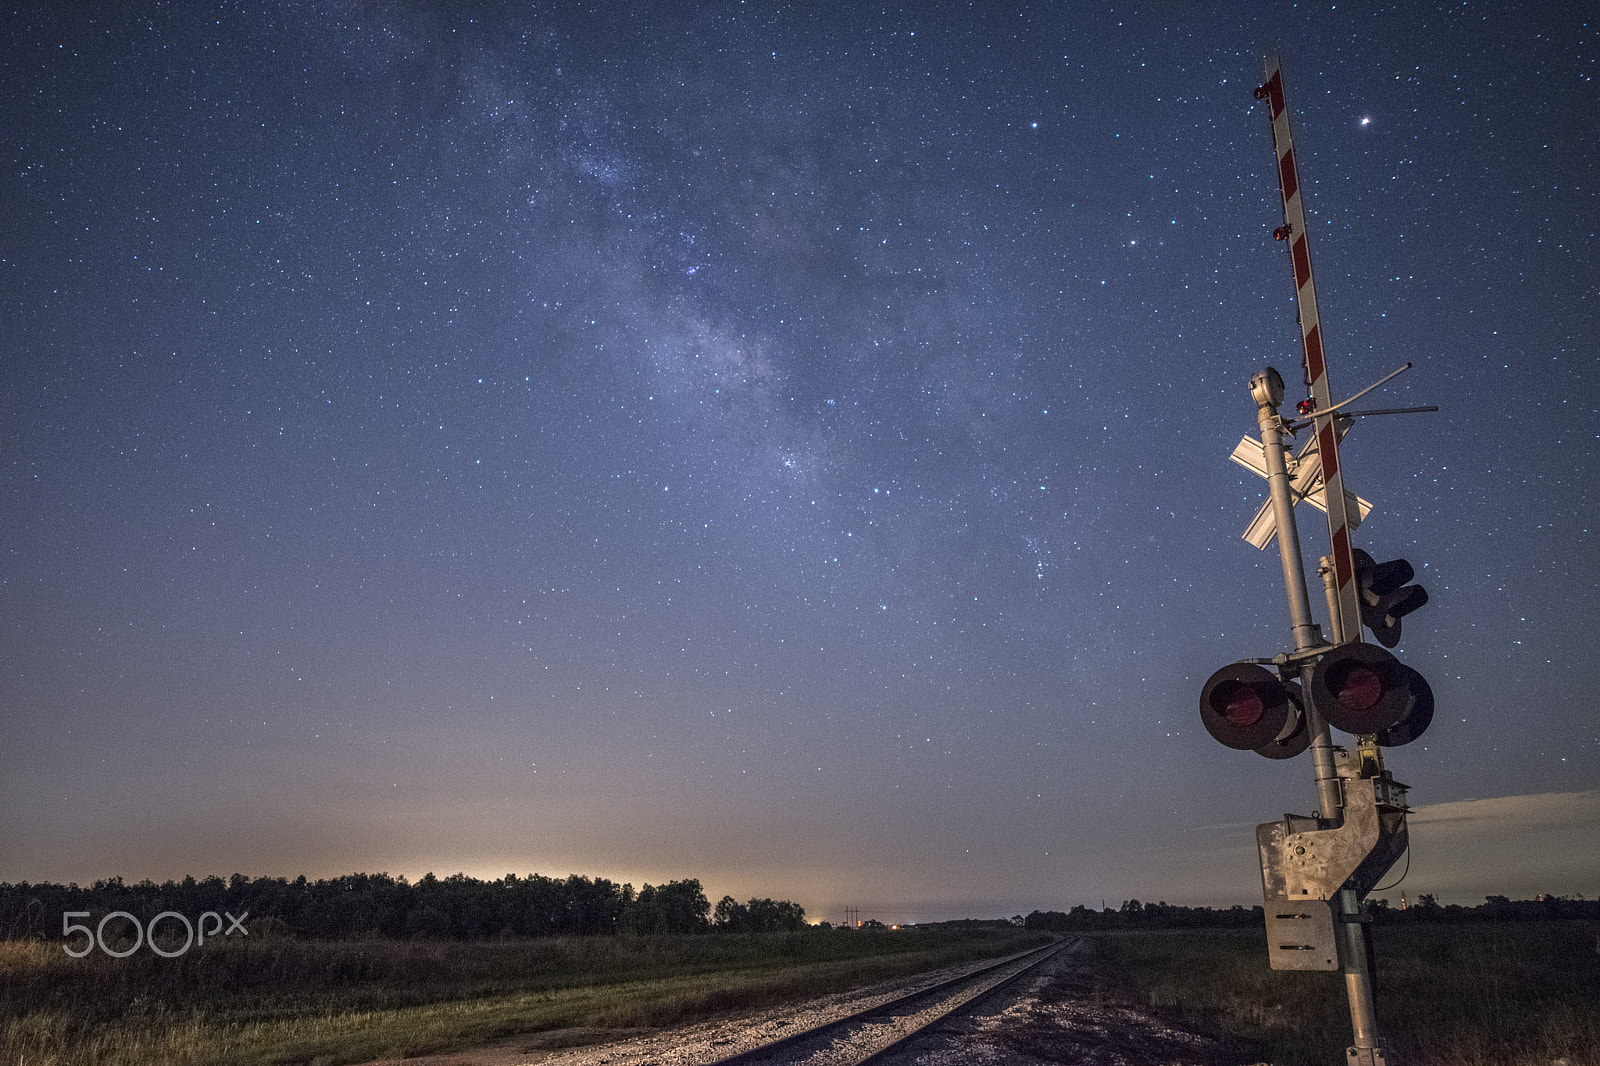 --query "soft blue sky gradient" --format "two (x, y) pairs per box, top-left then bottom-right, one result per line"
(3, 2), (1595, 922)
